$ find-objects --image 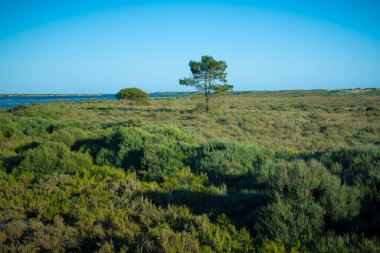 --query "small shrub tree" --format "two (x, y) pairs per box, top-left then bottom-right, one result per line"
(116, 88), (149, 103)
